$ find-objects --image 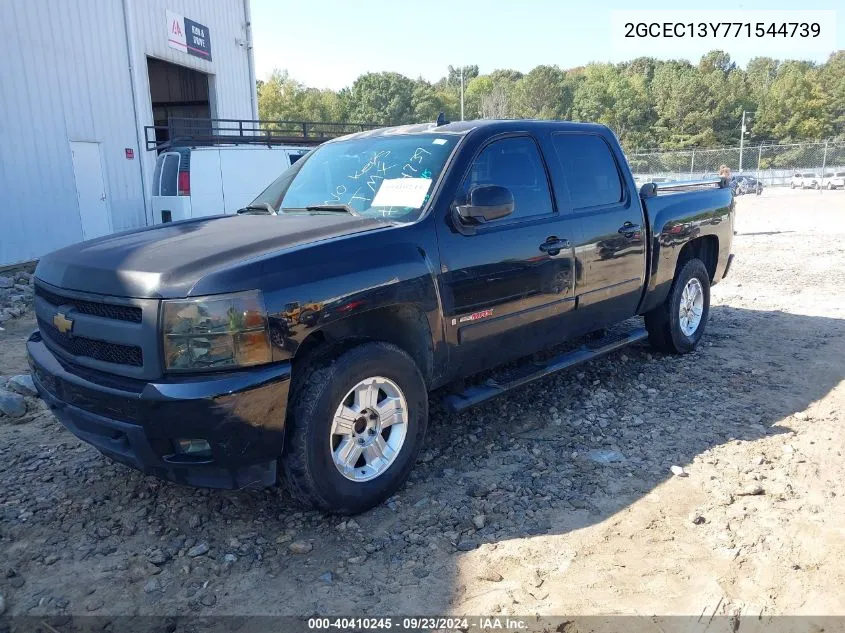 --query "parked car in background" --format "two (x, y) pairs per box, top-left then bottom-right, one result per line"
(146, 118), (382, 224)
(822, 171), (845, 190)
(731, 174), (763, 196)
(727, 176), (739, 194)
(791, 173), (820, 189)
(151, 145), (310, 224)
